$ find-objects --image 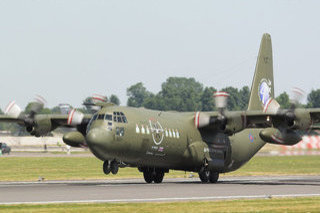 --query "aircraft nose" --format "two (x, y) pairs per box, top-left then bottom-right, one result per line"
(86, 128), (113, 147)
